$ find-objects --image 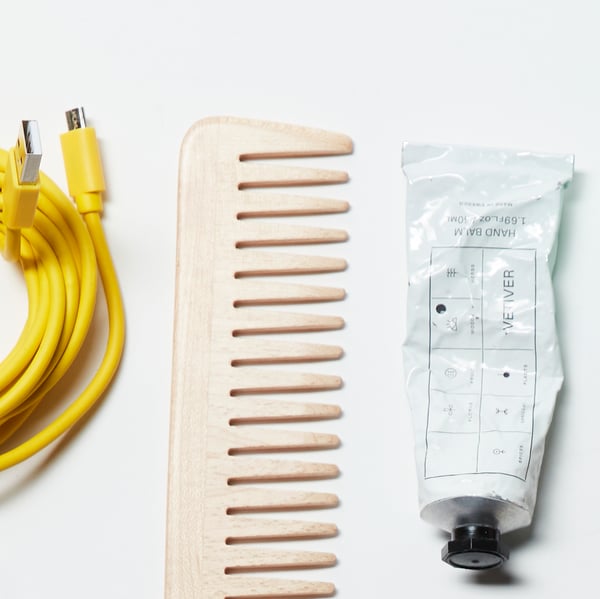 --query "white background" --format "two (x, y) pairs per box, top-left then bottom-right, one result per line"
(0, 1), (596, 597)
